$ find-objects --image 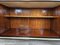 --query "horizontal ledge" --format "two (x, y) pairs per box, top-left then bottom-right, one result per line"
(4, 15), (59, 18)
(0, 37), (60, 40)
